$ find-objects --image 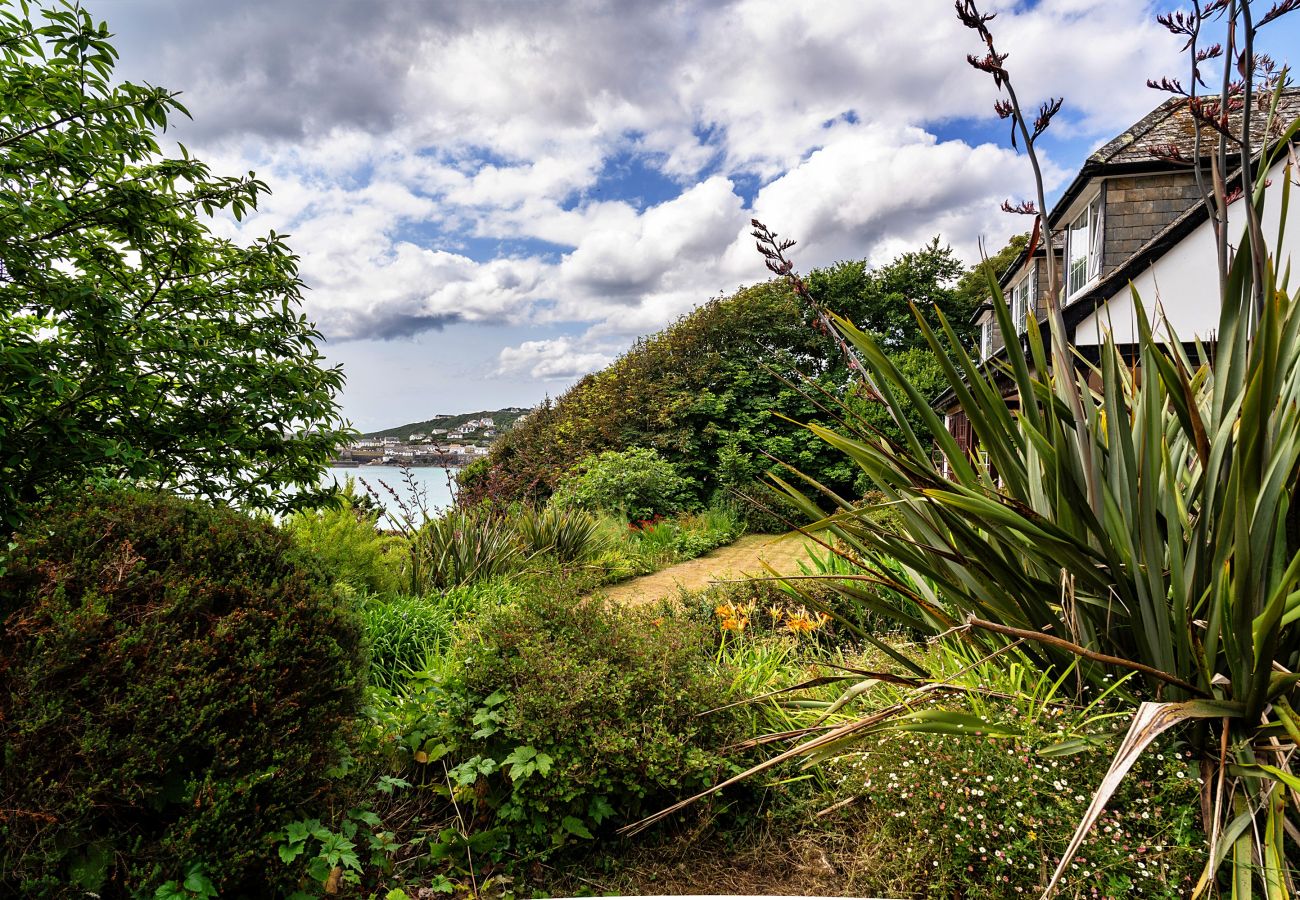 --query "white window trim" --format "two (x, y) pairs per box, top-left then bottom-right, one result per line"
(1066, 192), (1103, 300)
(979, 319), (994, 360)
(1008, 259), (1038, 333)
